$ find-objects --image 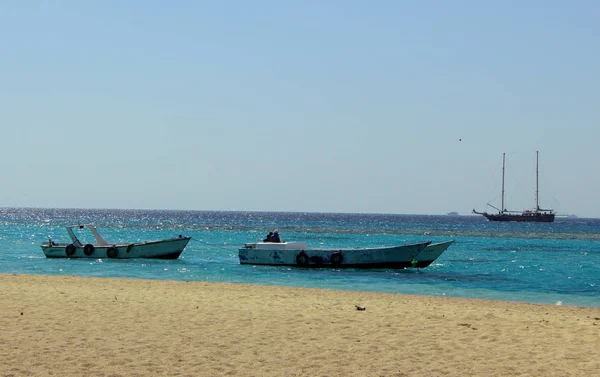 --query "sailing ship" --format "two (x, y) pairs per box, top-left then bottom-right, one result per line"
(473, 151), (555, 222)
